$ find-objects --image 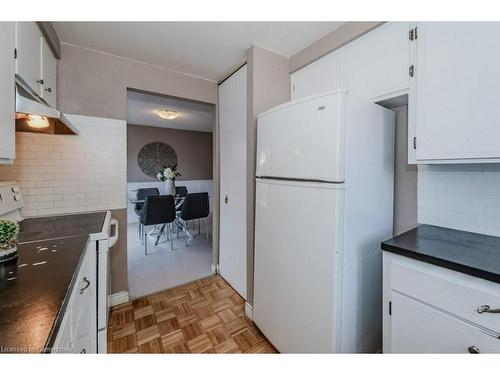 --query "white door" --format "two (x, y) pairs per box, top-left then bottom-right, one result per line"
(414, 22), (500, 161)
(256, 91), (346, 182)
(253, 178), (344, 353)
(0, 22), (15, 163)
(218, 65), (247, 299)
(390, 291), (500, 353)
(15, 22), (42, 95)
(41, 37), (57, 108)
